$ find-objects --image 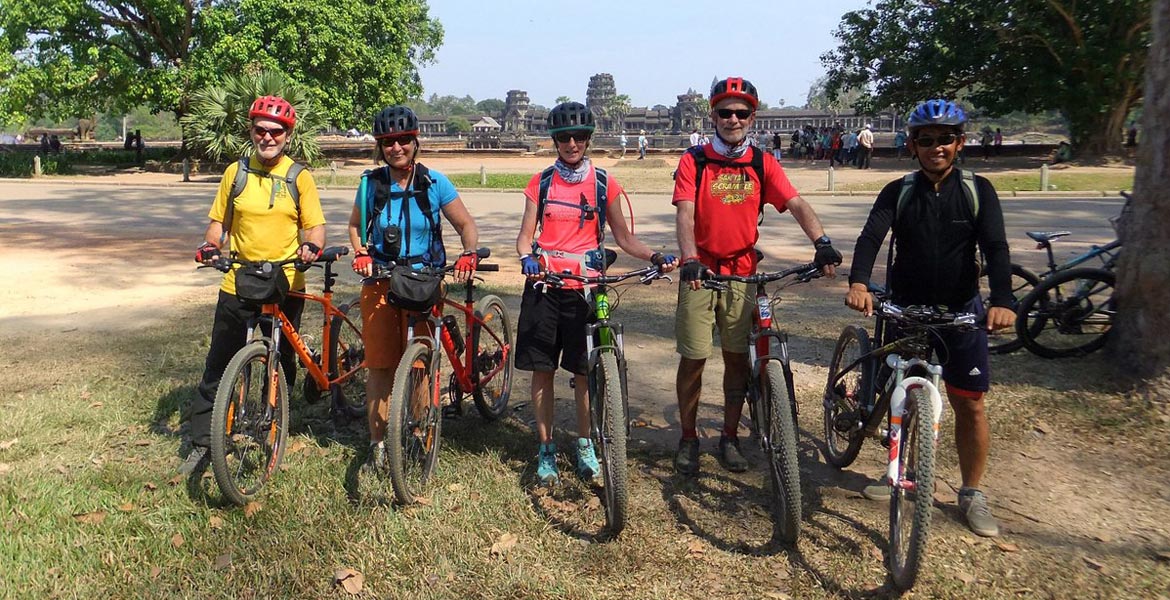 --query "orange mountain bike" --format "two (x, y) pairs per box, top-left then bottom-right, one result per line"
(202, 246), (366, 505)
(373, 248), (513, 505)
